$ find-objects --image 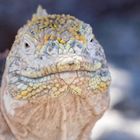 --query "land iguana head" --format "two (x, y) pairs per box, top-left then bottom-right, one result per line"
(0, 6), (112, 140)
(6, 6), (111, 101)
